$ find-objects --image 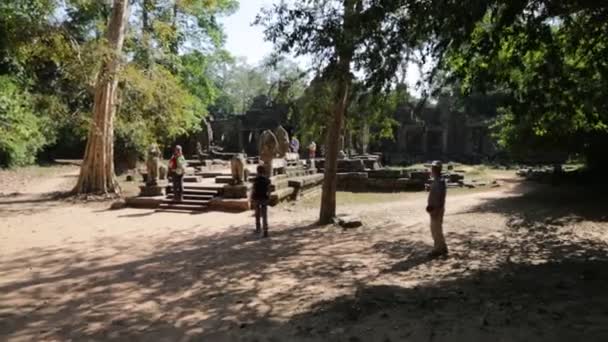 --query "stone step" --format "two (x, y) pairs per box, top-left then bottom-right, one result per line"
(166, 185), (222, 193)
(269, 187), (295, 206)
(166, 187), (219, 195)
(288, 173), (324, 188)
(182, 175), (203, 183)
(161, 199), (210, 206)
(215, 175), (233, 184)
(158, 202), (209, 212)
(167, 194), (214, 200)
